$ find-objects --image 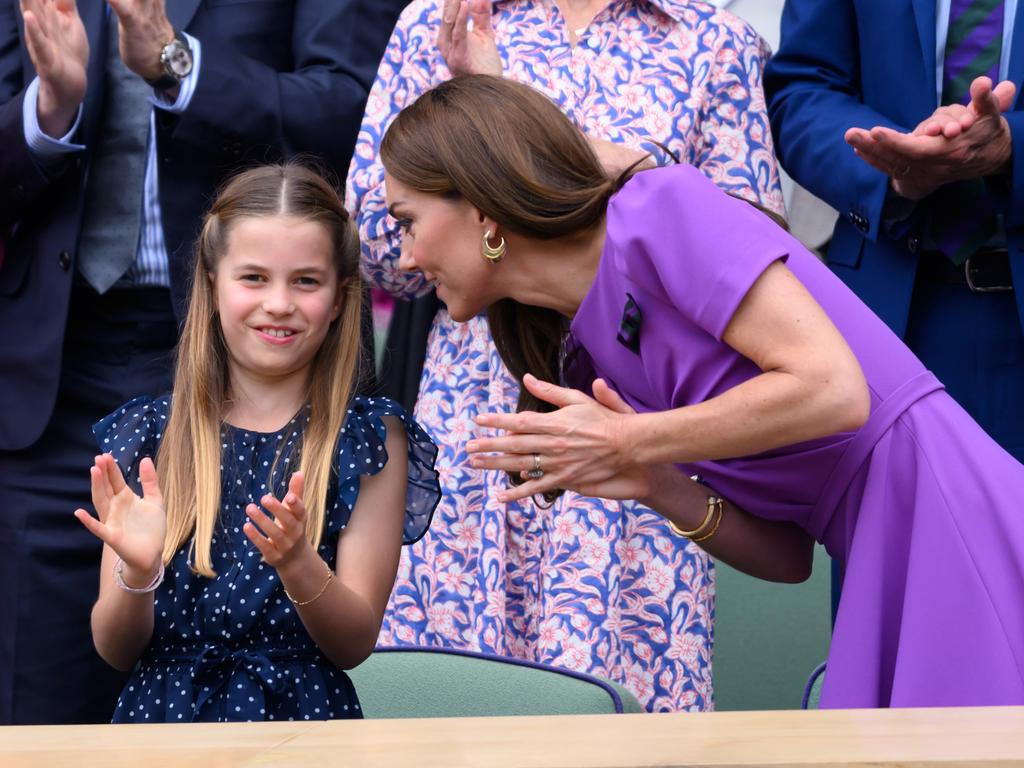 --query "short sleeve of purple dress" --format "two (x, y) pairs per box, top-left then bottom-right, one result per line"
(566, 164), (1024, 708)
